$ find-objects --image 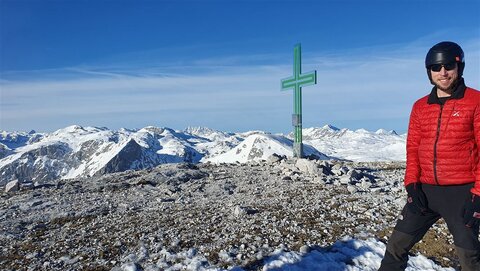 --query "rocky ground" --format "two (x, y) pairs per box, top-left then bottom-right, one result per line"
(0, 157), (459, 270)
